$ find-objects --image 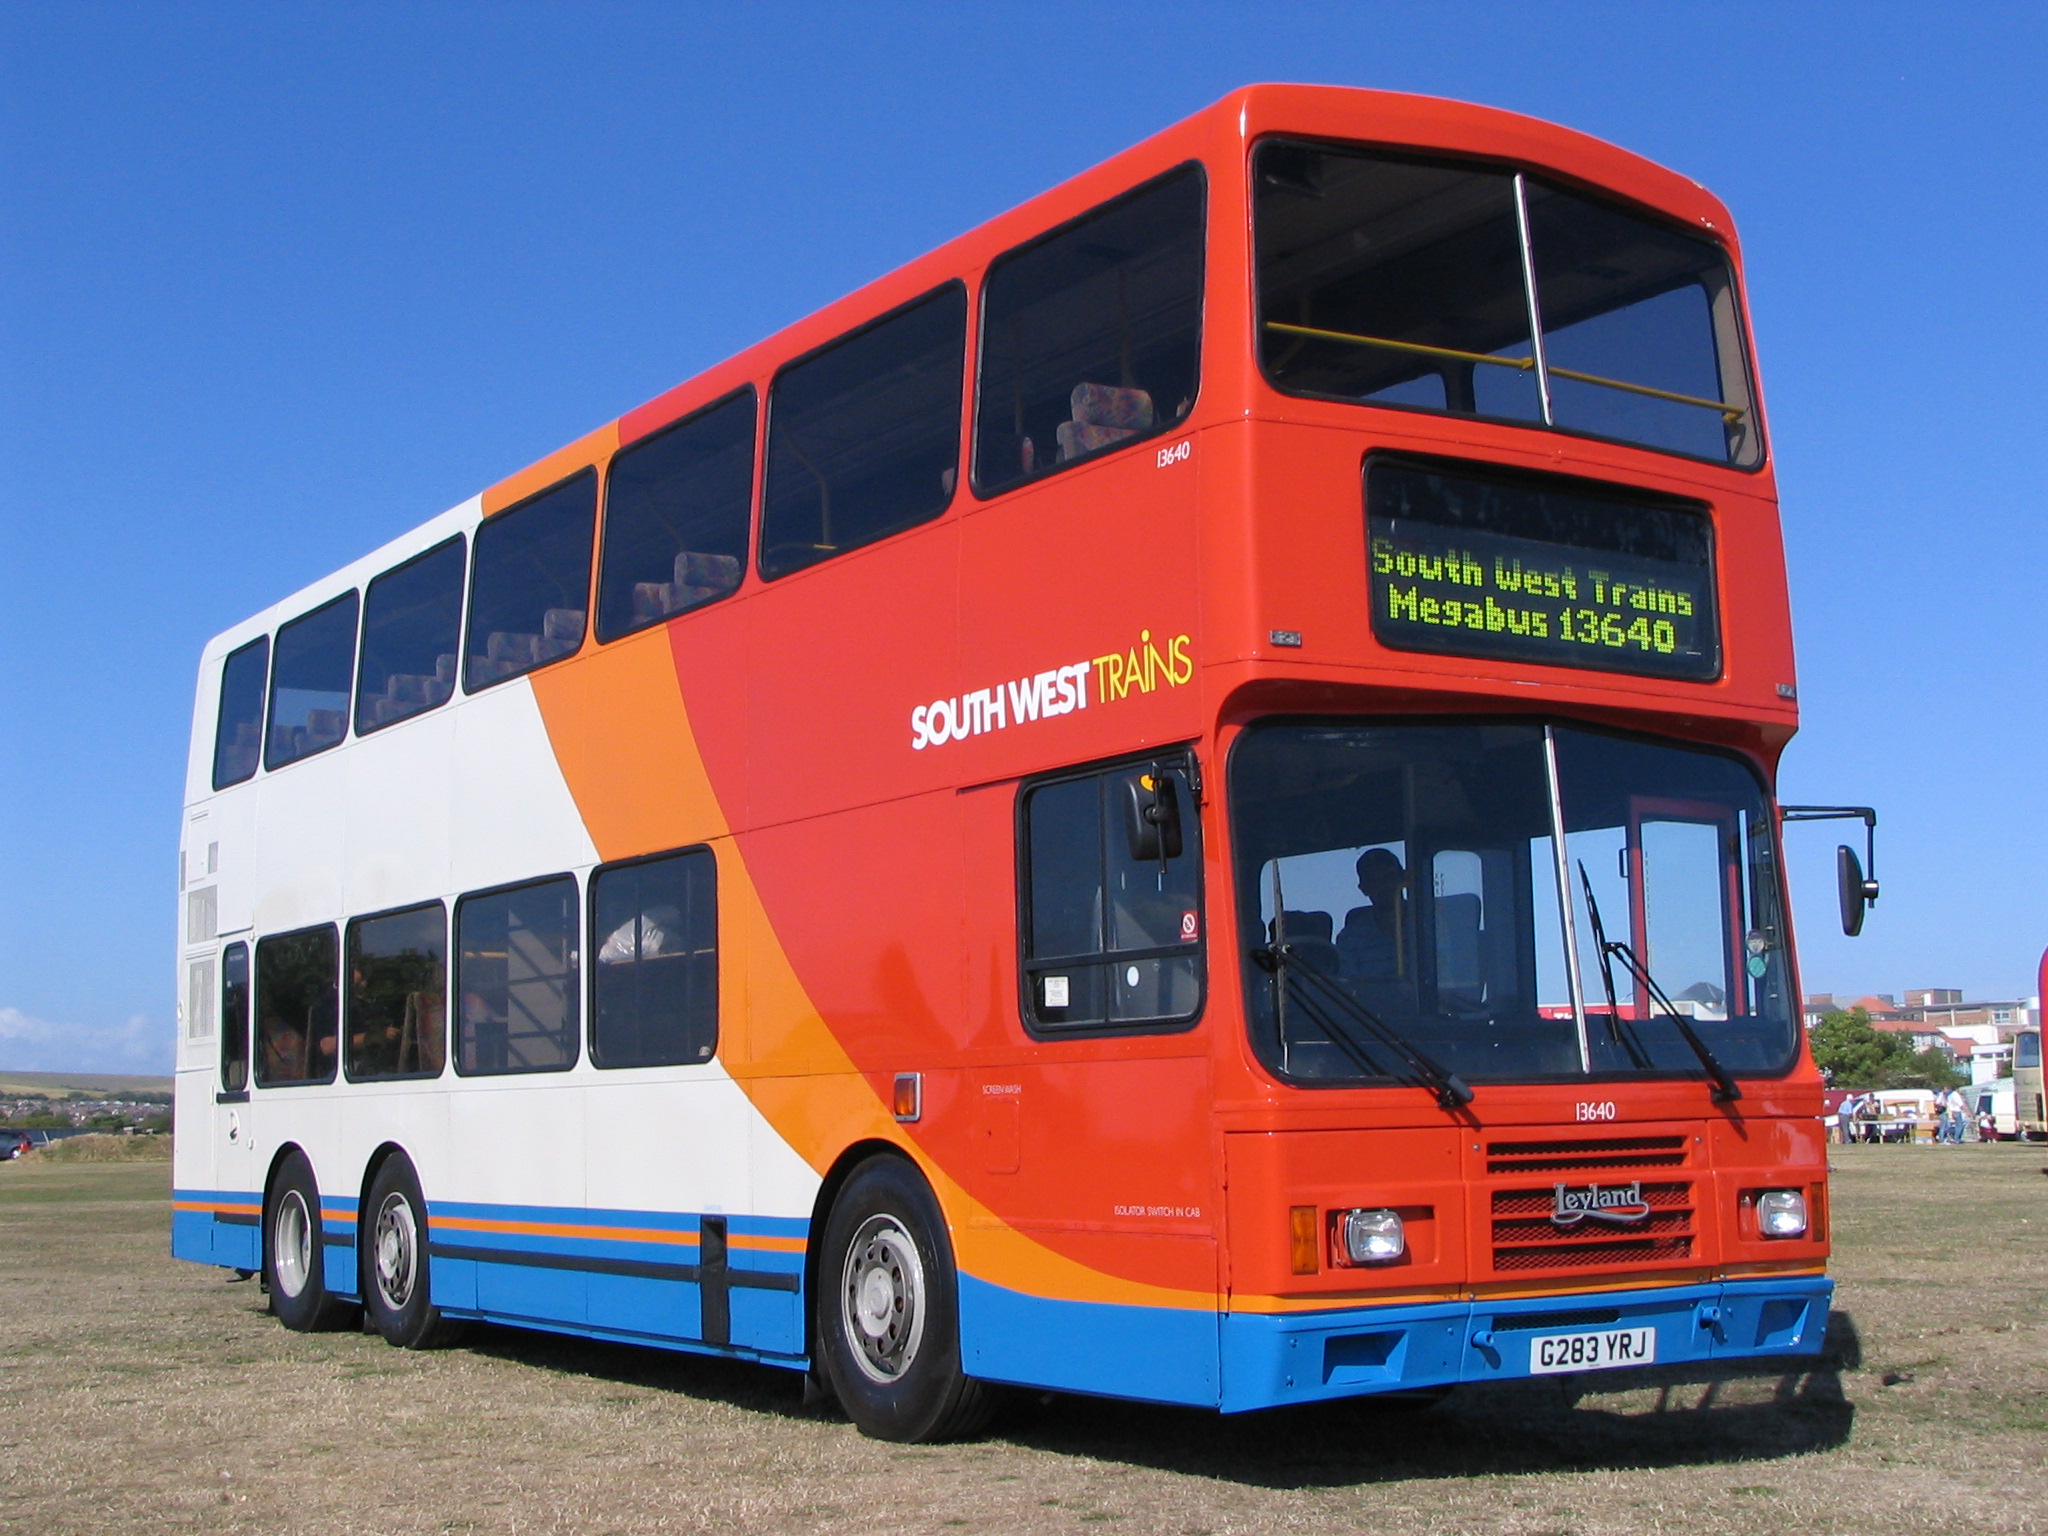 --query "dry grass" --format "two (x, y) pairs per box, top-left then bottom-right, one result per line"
(26, 1133), (173, 1164)
(0, 1143), (2043, 1535)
